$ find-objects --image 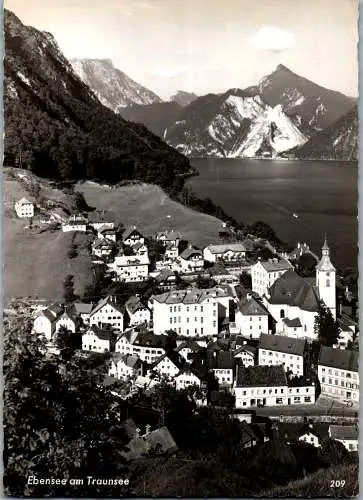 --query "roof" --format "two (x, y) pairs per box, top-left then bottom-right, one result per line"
(57, 307), (77, 324)
(318, 346), (358, 372)
(37, 308), (57, 323)
(90, 296), (124, 317)
(92, 237), (113, 248)
(123, 354), (142, 368)
(240, 422), (259, 445)
(179, 247), (203, 260)
(87, 325), (115, 341)
(99, 227), (116, 235)
(157, 230), (181, 241)
(88, 210), (115, 224)
(74, 302), (94, 315)
(279, 422), (330, 442)
(208, 350), (235, 370)
(329, 425), (358, 441)
(239, 295), (269, 316)
(268, 270), (320, 312)
(260, 333), (306, 356)
(133, 331), (167, 348)
(234, 345), (256, 357)
(151, 285), (233, 305)
(122, 226), (144, 241)
(154, 269), (177, 283)
(206, 242), (247, 254)
(175, 340), (203, 354)
(151, 350), (186, 371)
(125, 295), (148, 315)
(133, 241), (146, 252)
(115, 255), (149, 266)
(283, 317), (302, 328)
(122, 426), (178, 460)
(236, 365), (287, 388)
(206, 262), (230, 276)
(16, 197), (34, 205)
(259, 258), (293, 273)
